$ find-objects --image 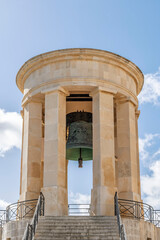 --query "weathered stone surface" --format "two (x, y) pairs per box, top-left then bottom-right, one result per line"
(42, 89), (68, 216)
(2, 219), (30, 240)
(122, 217), (160, 240)
(20, 102), (42, 201)
(91, 90), (116, 216)
(34, 216), (120, 240)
